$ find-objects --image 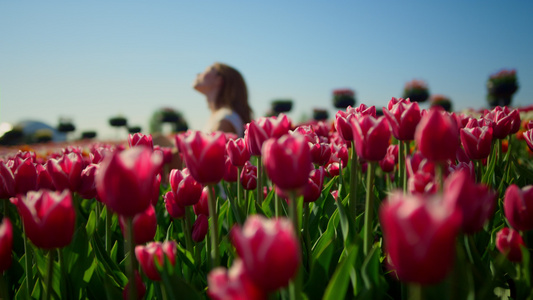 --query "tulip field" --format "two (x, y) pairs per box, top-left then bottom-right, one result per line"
(1, 98), (533, 299)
